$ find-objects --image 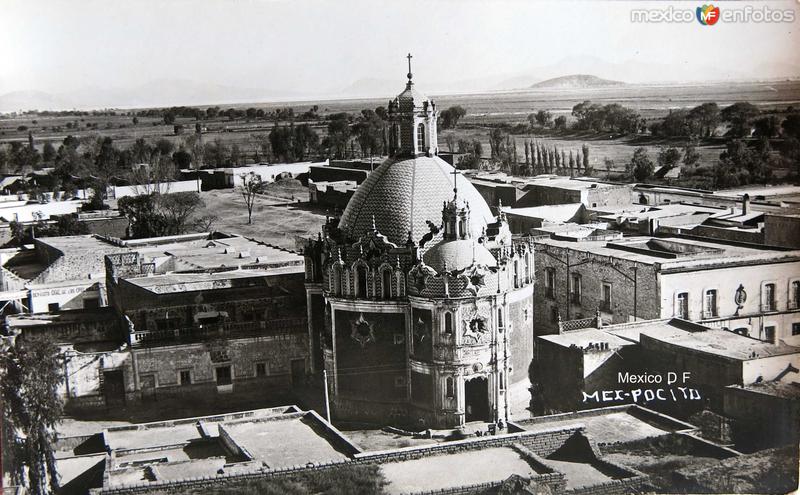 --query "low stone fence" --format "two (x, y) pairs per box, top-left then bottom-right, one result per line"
(93, 426), (586, 494)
